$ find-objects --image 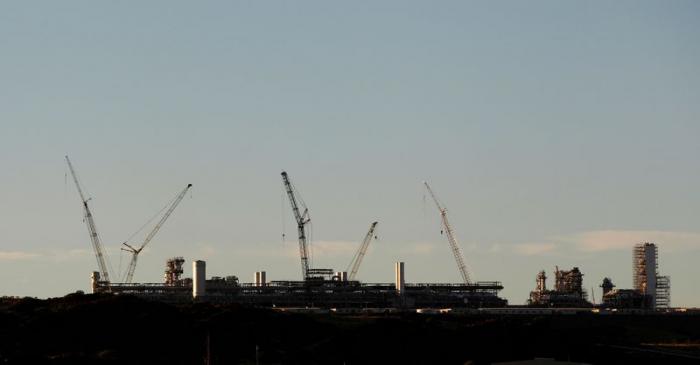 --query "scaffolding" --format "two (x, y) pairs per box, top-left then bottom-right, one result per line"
(633, 243), (671, 309)
(633, 243), (657, 298)
(164, 257), (185, 286)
